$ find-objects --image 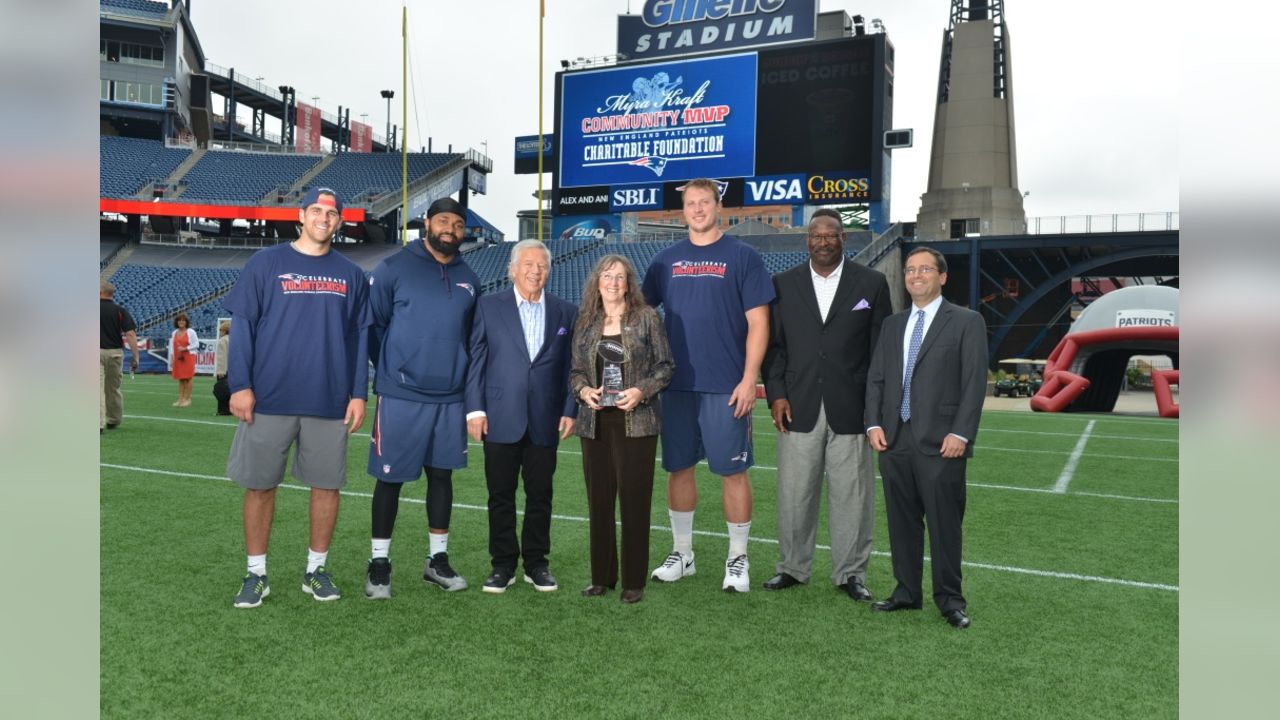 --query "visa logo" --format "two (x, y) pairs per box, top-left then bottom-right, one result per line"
(745, 175), (805, 205)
